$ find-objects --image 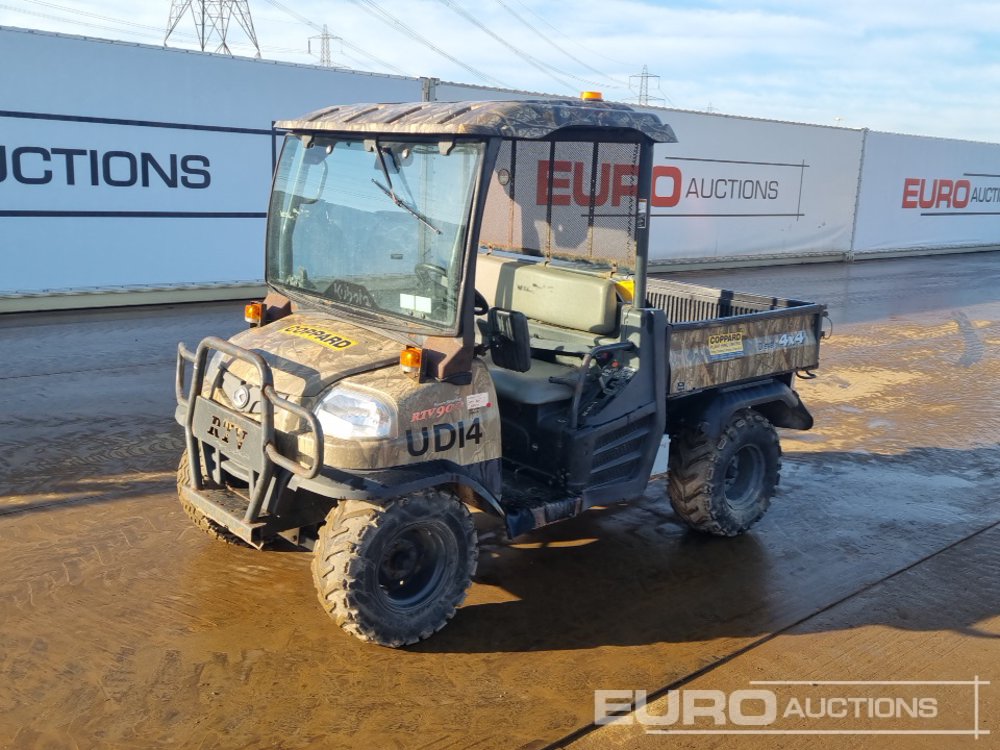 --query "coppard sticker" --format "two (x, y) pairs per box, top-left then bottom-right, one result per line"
(282, 324), (356, 351)
(708, 332), (744, 358)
